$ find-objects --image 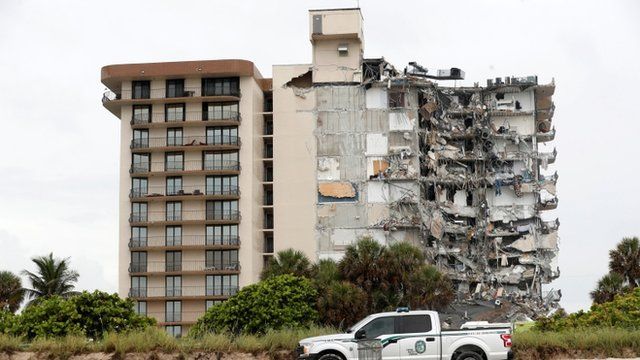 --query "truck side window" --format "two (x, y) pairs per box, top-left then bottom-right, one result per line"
(400, 315), (432, 333)
(361, 317), (395, 338)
